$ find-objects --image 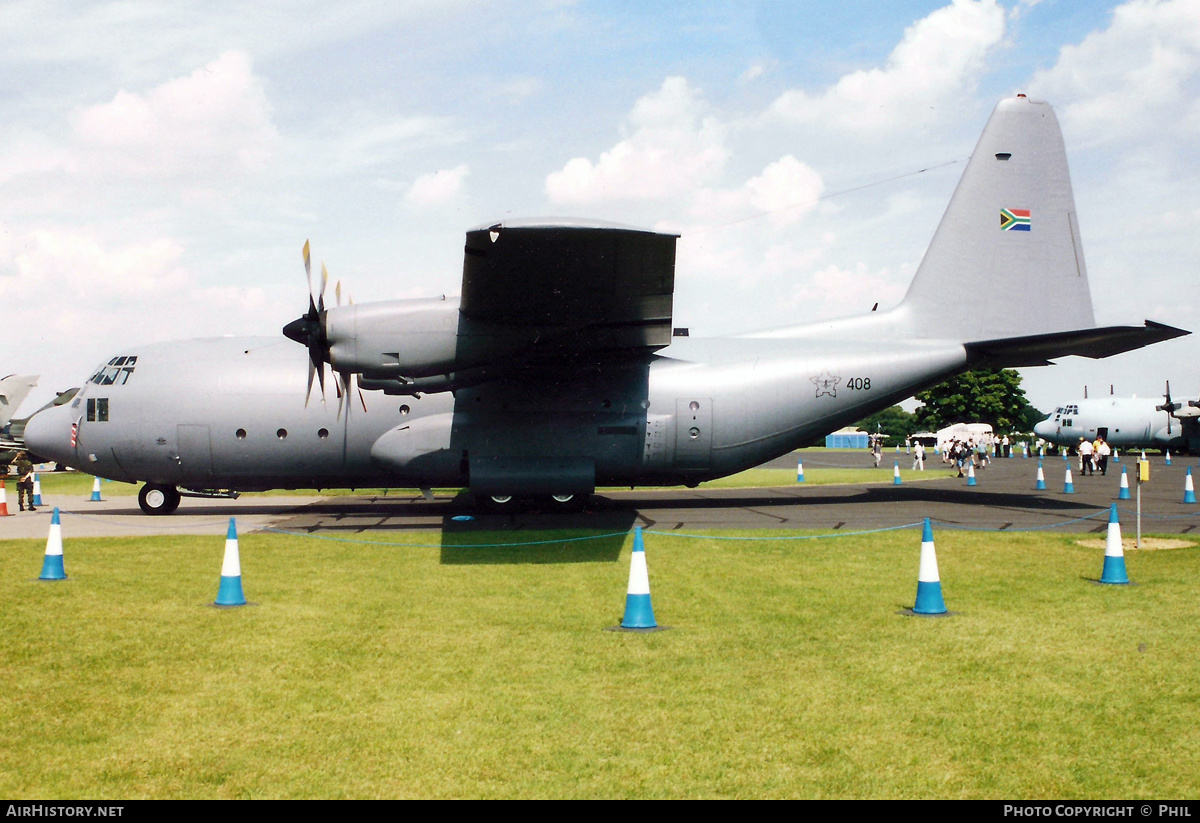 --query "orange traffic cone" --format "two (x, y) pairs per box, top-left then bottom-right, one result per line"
(0, 479), (10, 516)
